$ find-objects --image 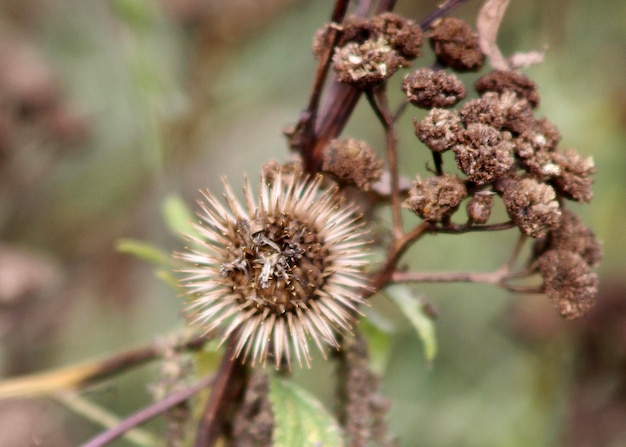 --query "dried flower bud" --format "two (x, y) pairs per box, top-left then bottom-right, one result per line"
(459, 92), (506, 129)
(453, 123), (515, 185)
(177, 173), (370, 368)
(550, 148), (595, 202)
(401, 67), (466, 109)
(322, 138), (383, 190)
(474, 70), (540, 108)
(540, 209), (603, 268)
(261, 160), (303, 184)
(403, 174), (467, 222)
(332, 38), (403, 88)
(371, 12), (423, 60)
(498, 91), (535, 136)
(414, 108), (463, 153)
(532, 118), (561, 149)
(538, 249), (598, 319)
(497, 175), (561, 238)
(428, 17), (484, 72)
(466, 192), (494, 224)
